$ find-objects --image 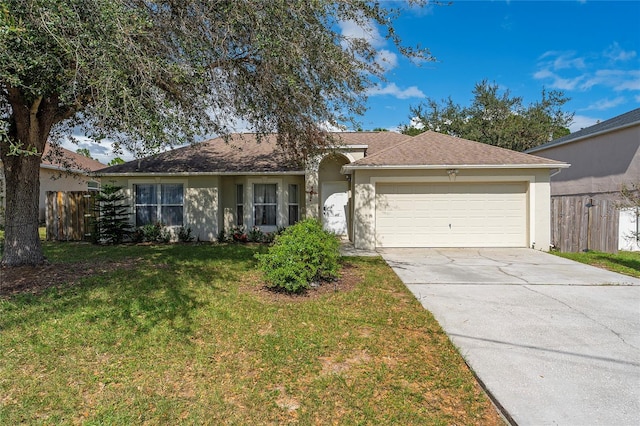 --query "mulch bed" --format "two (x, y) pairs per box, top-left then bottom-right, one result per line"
(0, 259), (140, 298)
(1, 260), (362, 300)
(246, 262), (364, 302)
